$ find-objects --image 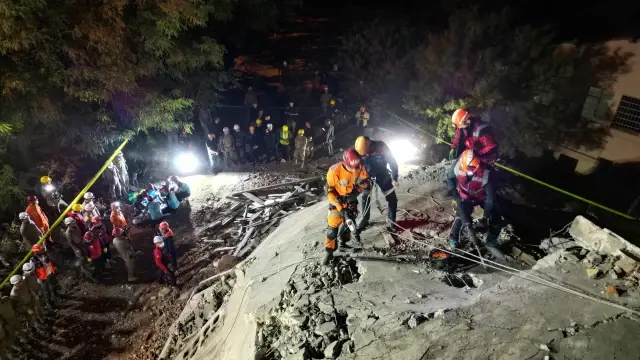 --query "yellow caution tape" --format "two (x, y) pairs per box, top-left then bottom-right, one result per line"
(0, 137), (130, 289)
(379, 108), (635, 220)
